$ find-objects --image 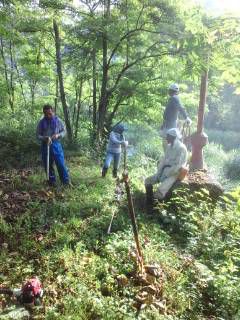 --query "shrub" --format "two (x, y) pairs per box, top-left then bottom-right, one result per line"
(224, 152), (240, 180)
(207, 129), (240, 151)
